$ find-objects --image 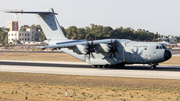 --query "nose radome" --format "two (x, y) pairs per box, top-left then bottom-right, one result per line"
(164, 50), (172, 60)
